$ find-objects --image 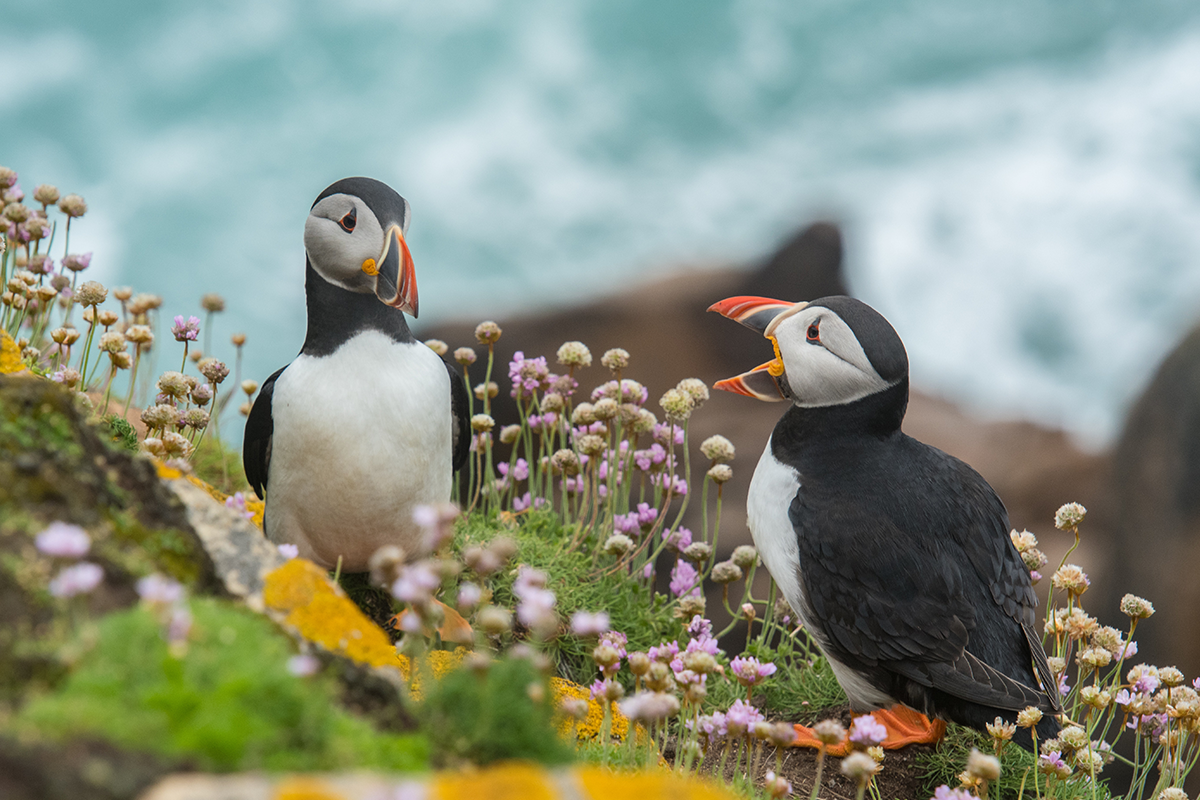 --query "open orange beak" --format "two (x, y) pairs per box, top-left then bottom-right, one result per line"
(714, 361), (787, 401)
(708, 296), (807, 402)
(374, 224), (418, 317)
